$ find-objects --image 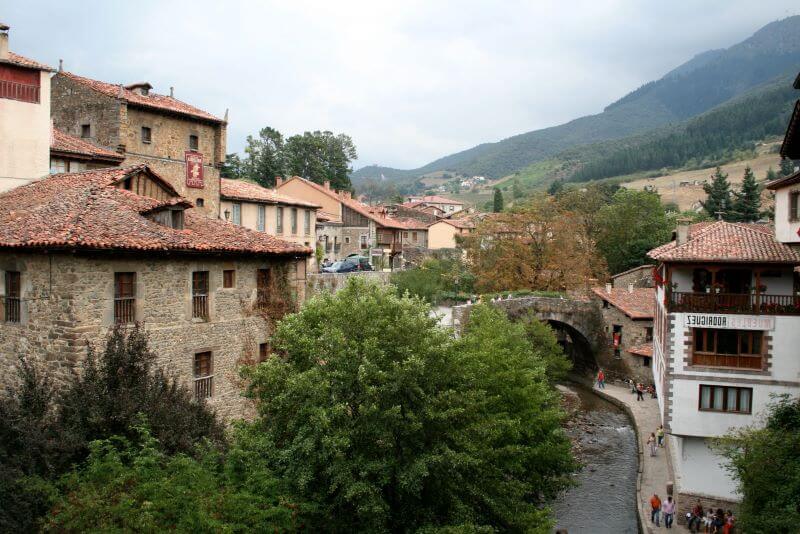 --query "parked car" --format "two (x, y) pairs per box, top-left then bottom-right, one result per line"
(322, 258), (373, 273)
(345, 254), (373, 270)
